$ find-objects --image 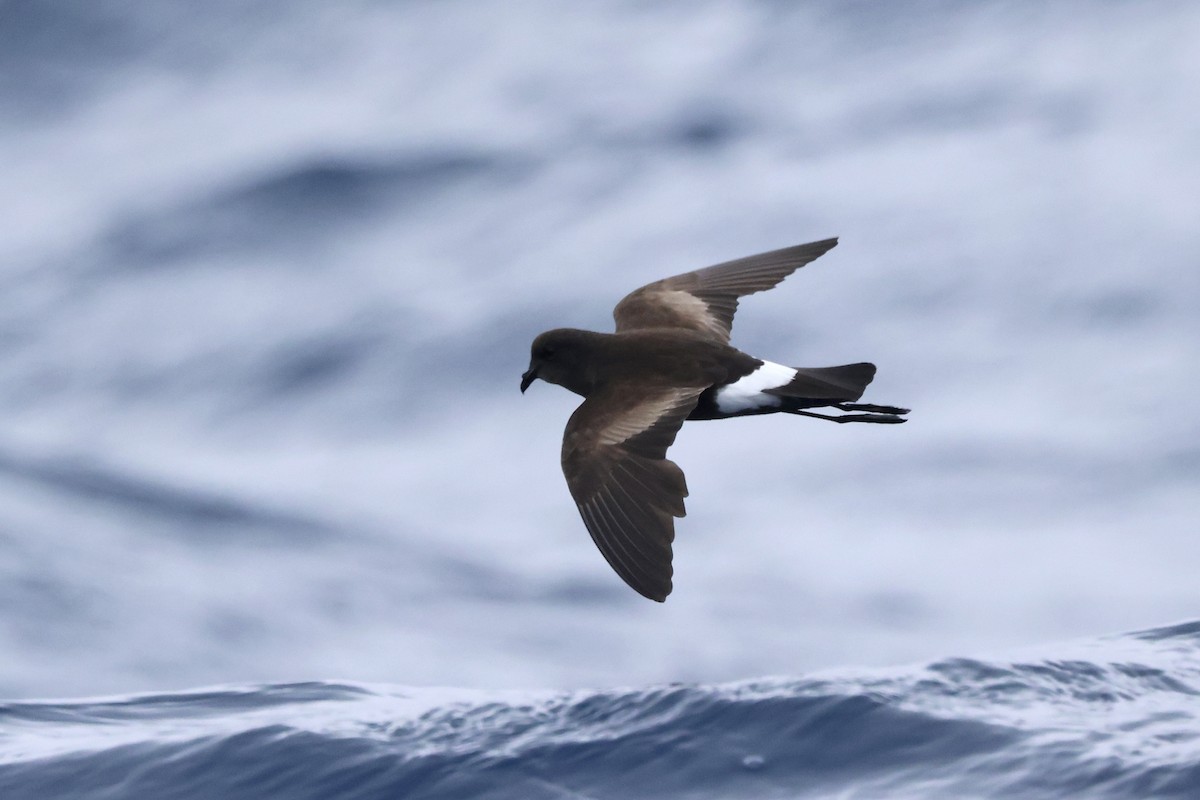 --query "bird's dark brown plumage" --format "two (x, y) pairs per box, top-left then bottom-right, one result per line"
(522, 238), (908, 601)
(561, 385), (699, 601)
(612, 238), (839, 341)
